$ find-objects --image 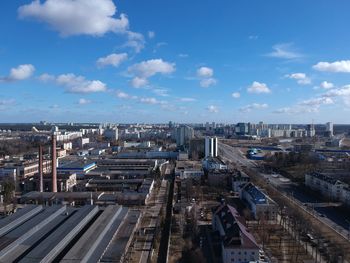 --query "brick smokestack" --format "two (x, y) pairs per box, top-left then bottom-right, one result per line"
(39, 145), (43, 192)
(51, 135), (57, 192)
